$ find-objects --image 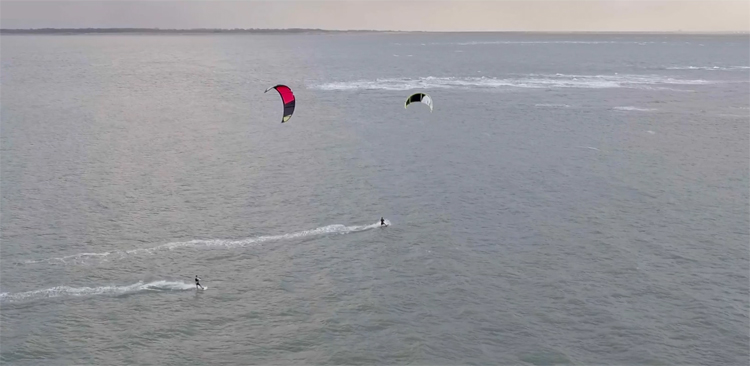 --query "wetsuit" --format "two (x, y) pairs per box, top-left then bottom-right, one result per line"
(195, 276), (203, 289)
